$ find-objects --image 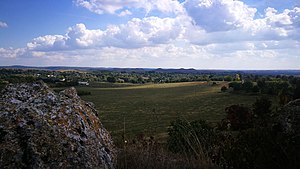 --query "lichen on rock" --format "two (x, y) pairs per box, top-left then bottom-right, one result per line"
(0, 81), (116, 169)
